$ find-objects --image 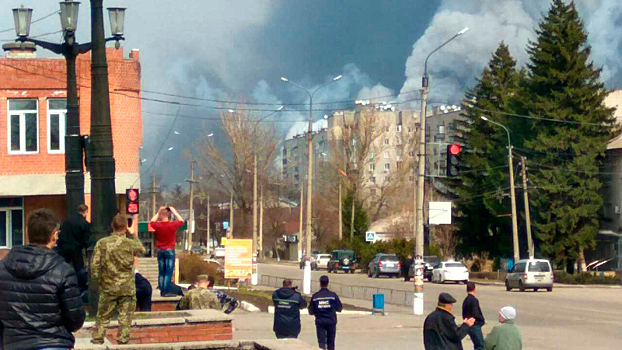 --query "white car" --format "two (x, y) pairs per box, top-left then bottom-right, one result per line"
(505, 259), (554, 292)
(315, 254), (331, 270)
(432, 261), (469, 284)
